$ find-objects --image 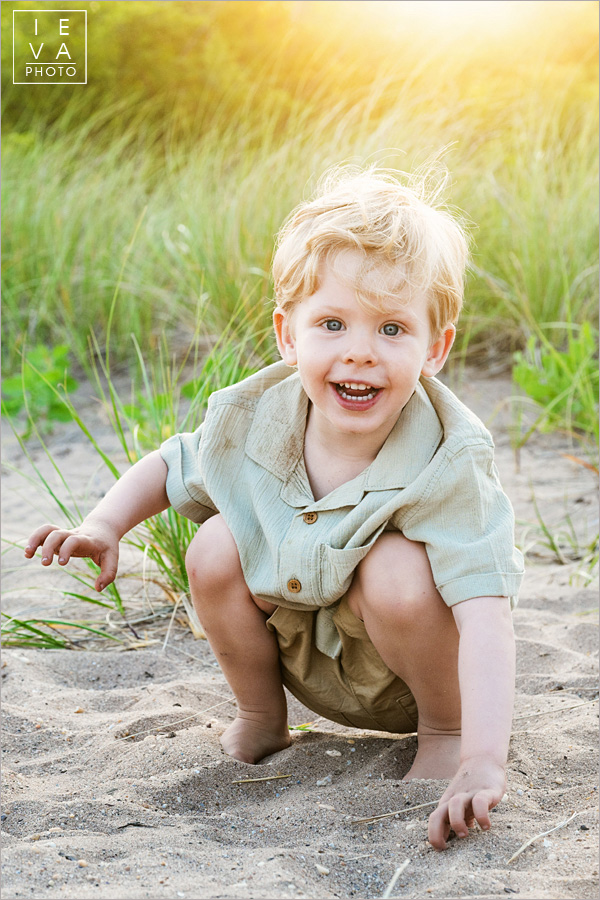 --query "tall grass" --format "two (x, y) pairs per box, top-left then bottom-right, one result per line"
(3, 47), (597, 374)
(464, 69), (599, 355)
(3, 31), (597, 644)
(1, 308), (274, 647)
